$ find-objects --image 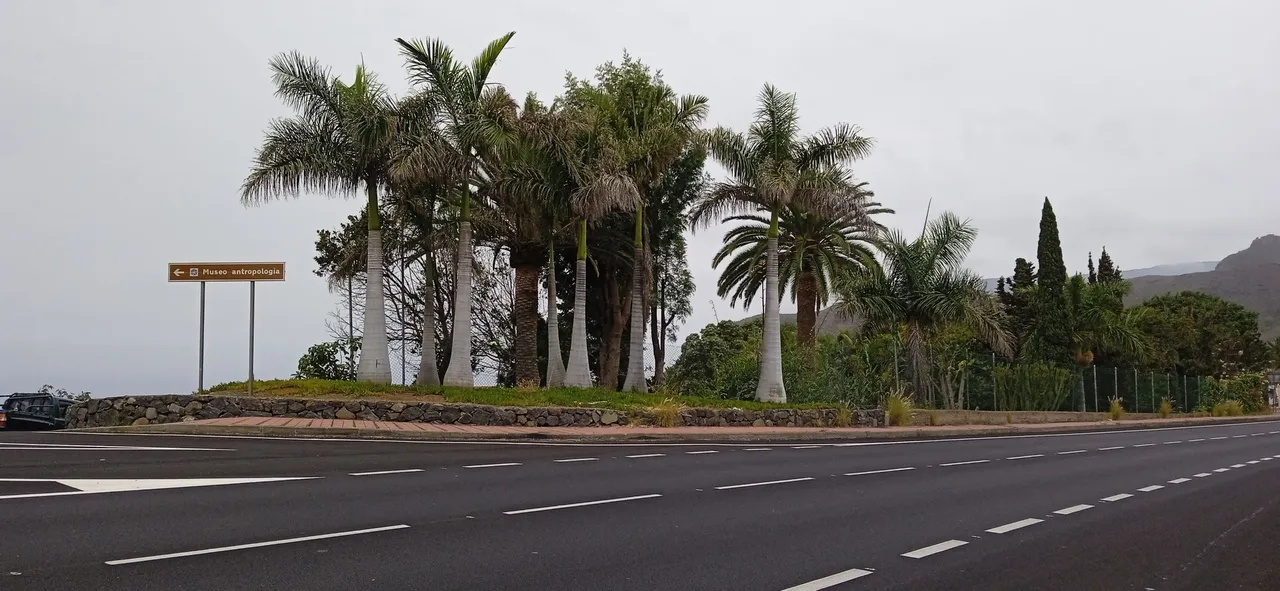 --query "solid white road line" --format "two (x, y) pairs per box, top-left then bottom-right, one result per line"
(715, 477), (815, 490)
(1231, 464), (1247, 468)
(104, 525), (410, 565)
(1168, 478), (1192, 484)
(1098, 446), (1125, 451)
(902, 540), (968, 559)
(349, 469), (424, 476)
(686, 451), (719, 455)
(1213, 468), (1231, 473)
(504, 494), (662, 515)
(554, 458), (598, 463)
(792, 445), (822, 450)
(940, 460), (990, 467)
(845, 467), (916, 477)
(1058, 450), (1088, 455)
(1006, 454), (1044, 460)
(463, 462), (523, 469)
(624, 454), (665, 459)
(1102, 493), (1134, 502)
(1137, 485), (1165, 492)
(986, 518), (1043, 534)
(0, 443), (233, 452)
(1133, 443), (1156, 447)
(1054, 504), (1093, 515)
(781, 568), (874, 591)
(1194, 473), (1212, 478)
